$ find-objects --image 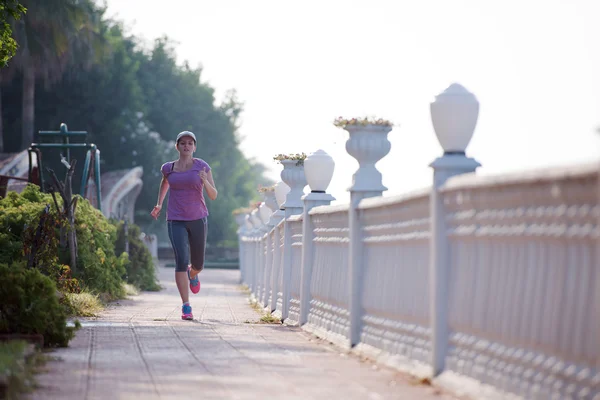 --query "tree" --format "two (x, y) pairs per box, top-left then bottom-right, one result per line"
(2, 15), (272, 248)
(0, 0), (26, 67)
(0, 0), (25, 152)
(2, 0), (104, 150)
